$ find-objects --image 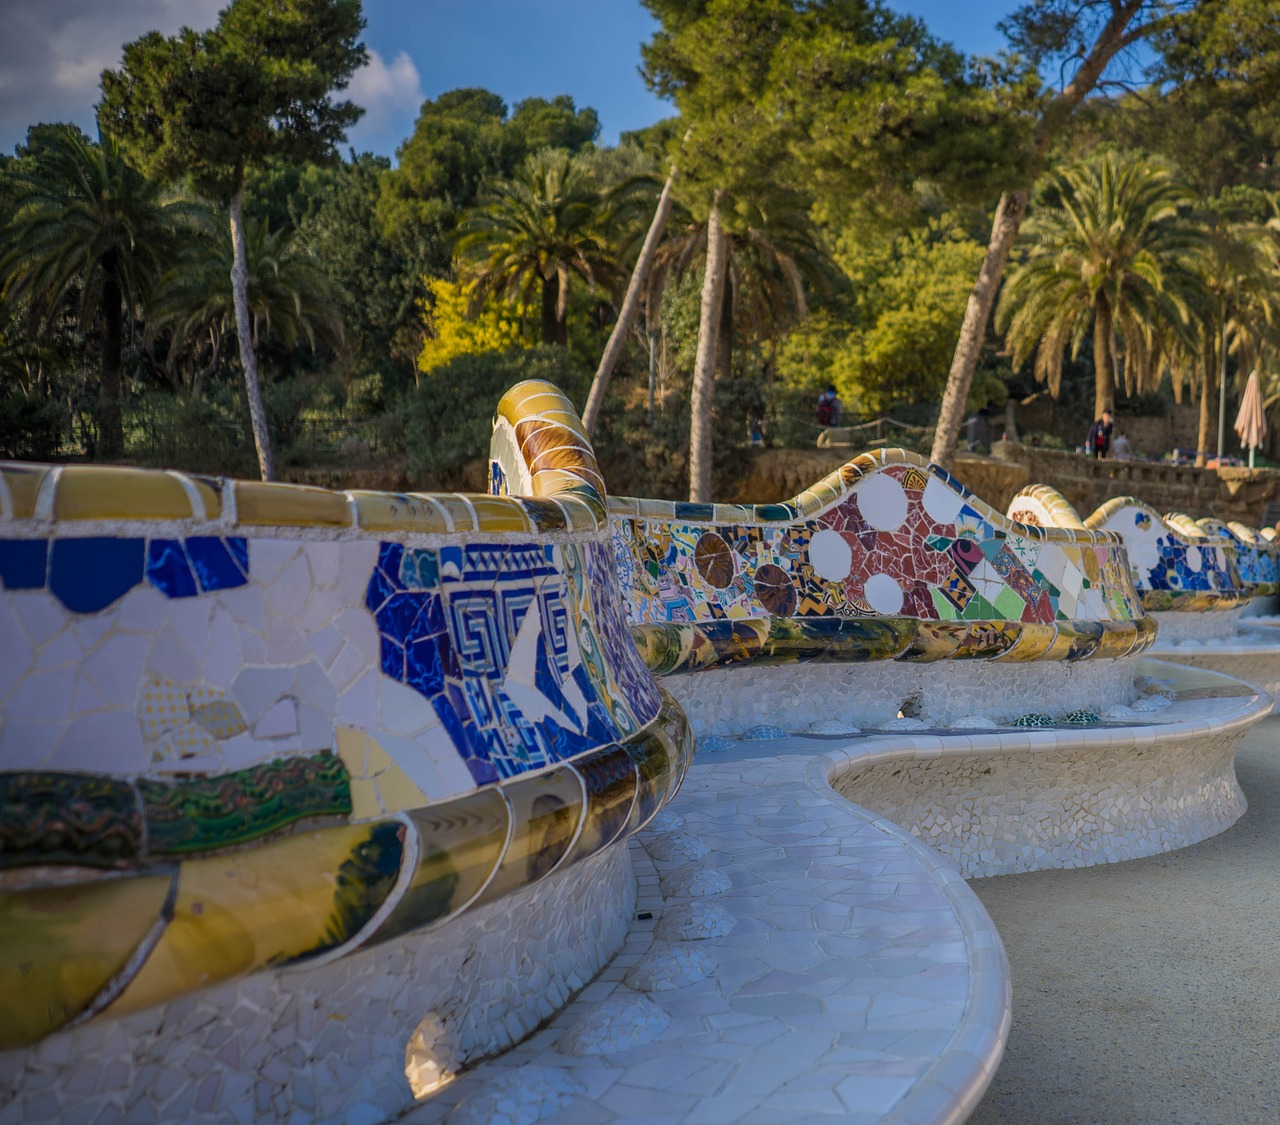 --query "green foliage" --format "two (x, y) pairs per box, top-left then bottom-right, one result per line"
(377, 89), (599, 244)
(508, 95), (600, 153)
(402, 346), (590, 485)
(454, 149), (614, 346)
(997, 150), (1210, 411)
(641, 0), (1034, 224)
(774, 217), (986, 416)
(149, 214), (344, 365)
(100, 0), (367, 201)
(293, 152), (432, 386)
(0, 125), (188, 457)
